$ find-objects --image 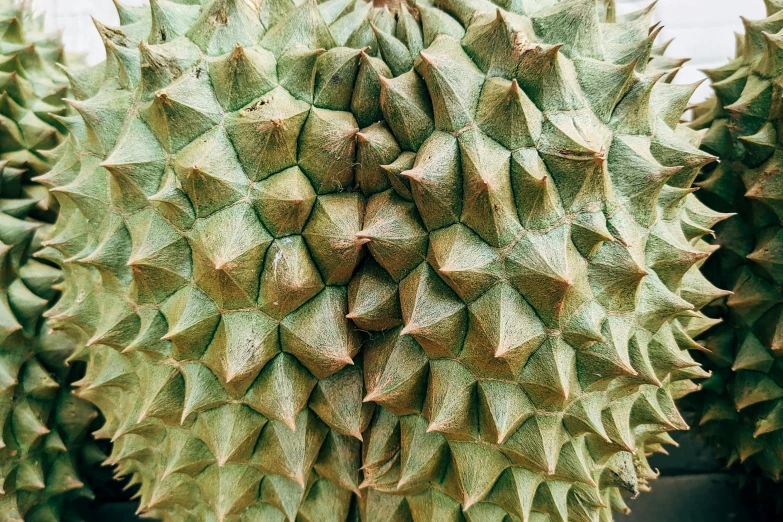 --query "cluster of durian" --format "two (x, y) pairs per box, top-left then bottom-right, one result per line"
(689, 0), (783, 481)
(33, 0), (727, 521)
(0, 1), (101, 520)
